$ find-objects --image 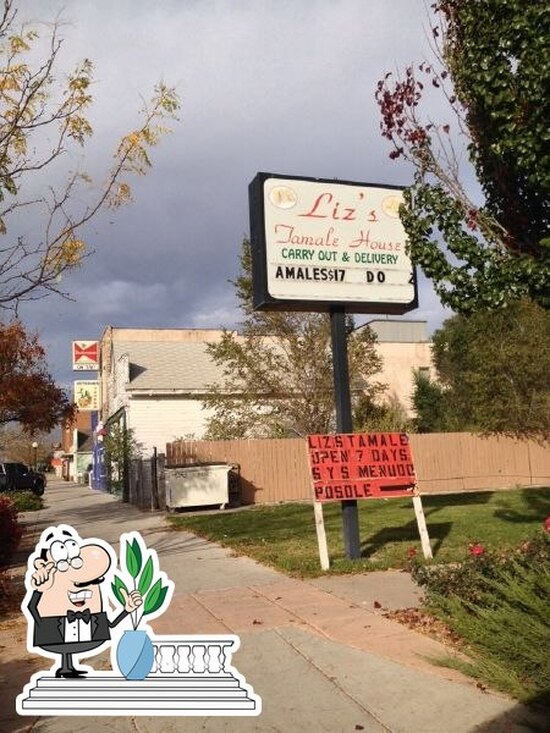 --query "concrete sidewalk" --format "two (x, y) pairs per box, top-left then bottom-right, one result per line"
(3, 479), (546, 732)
